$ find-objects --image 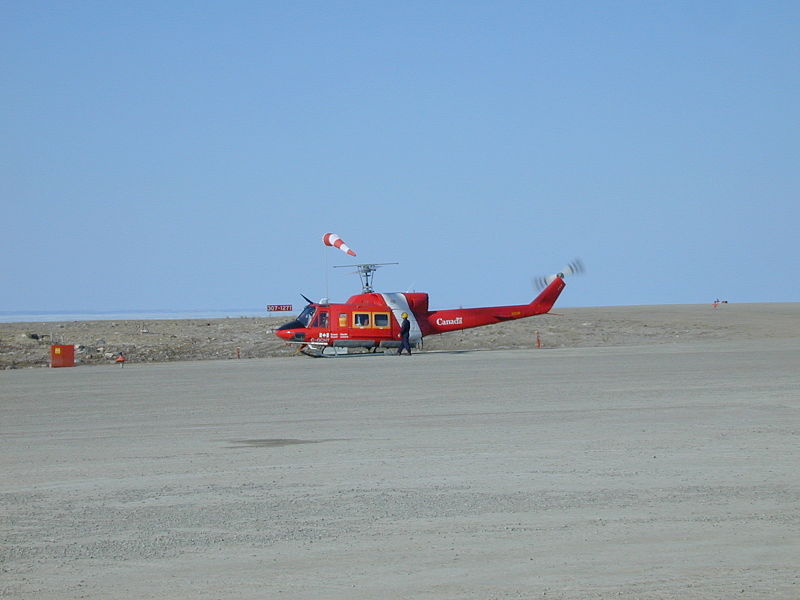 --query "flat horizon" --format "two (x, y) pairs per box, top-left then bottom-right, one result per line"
(2, 301), (798, 325)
